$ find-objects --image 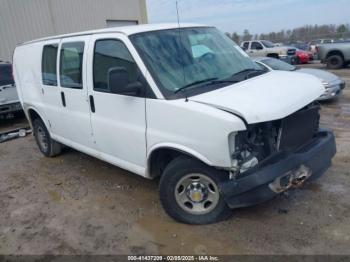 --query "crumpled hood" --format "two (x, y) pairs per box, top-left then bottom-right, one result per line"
(190, 71), (324, 124)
